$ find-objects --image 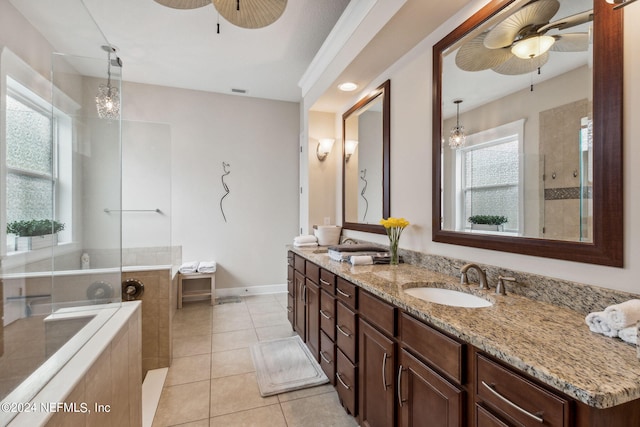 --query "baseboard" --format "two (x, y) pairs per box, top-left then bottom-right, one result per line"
(215, 284), (287, 298)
